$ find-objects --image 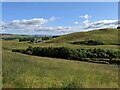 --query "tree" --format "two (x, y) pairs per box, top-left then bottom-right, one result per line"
(30, 38), (35, 42)
(42, 36), (50, 40)
(117, 27), (120, 29)
(106, 50), (116, 63)
(26, 46), (33, 54)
